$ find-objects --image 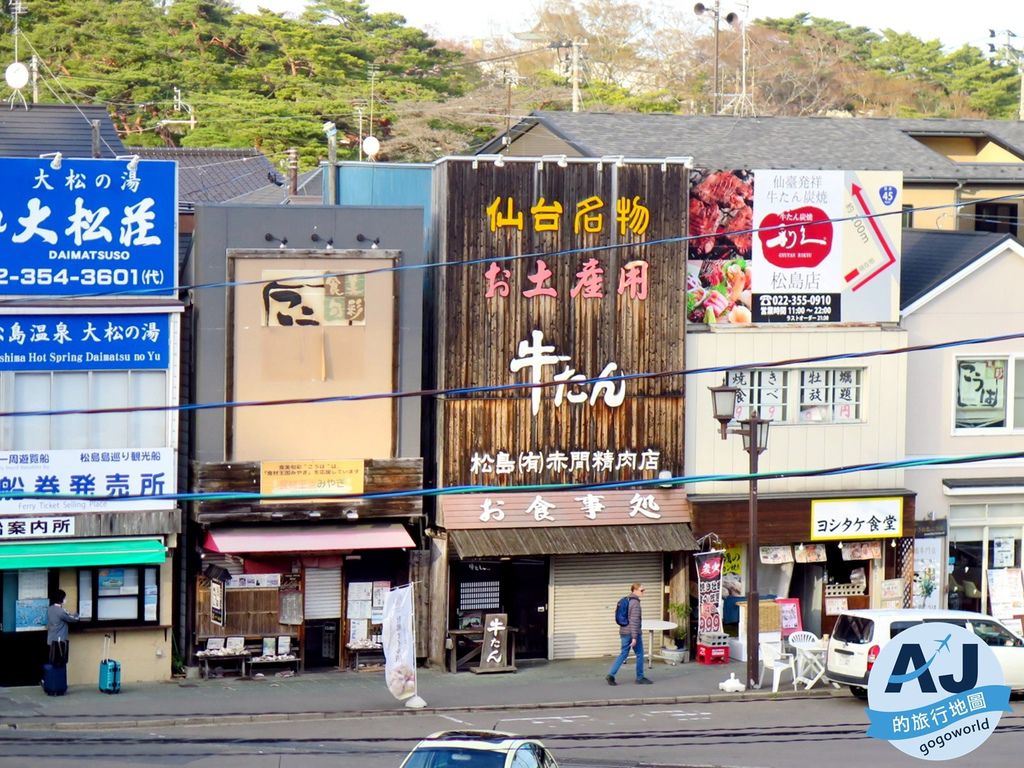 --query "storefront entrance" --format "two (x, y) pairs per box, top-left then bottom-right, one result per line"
(451, 558), (549, 659)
